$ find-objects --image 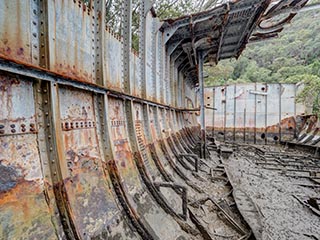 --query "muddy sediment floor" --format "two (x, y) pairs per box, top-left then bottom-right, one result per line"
(219, 143), (320, 240)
